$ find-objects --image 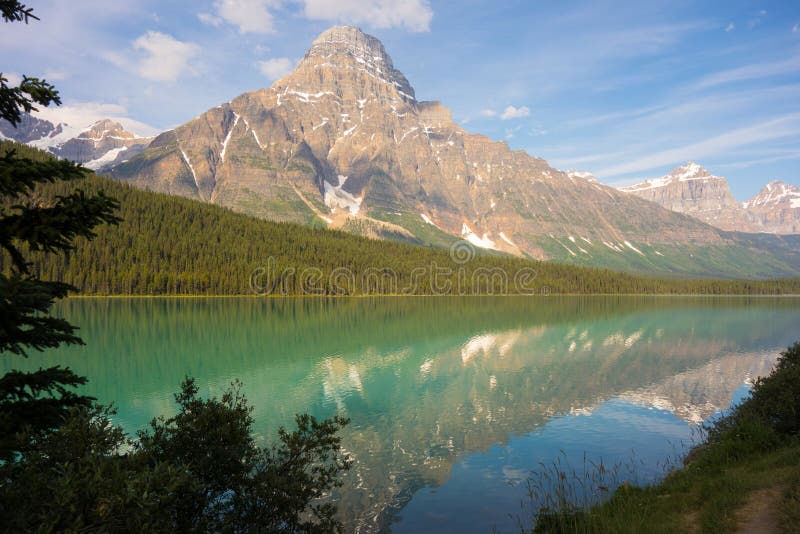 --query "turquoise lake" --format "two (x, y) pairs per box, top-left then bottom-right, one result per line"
(5, 296), (800, 532)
